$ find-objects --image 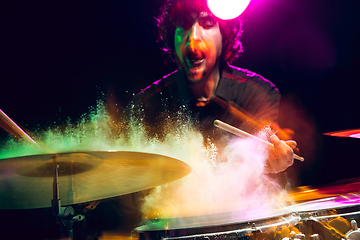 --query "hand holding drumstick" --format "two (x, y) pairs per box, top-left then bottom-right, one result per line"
(214, 120), (304, 173)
